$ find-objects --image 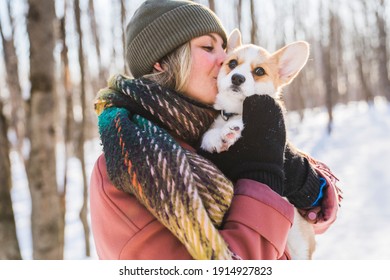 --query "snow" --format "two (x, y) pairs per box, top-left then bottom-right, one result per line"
(10, 97), (390, 260)
(287, 97), (390, 259)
